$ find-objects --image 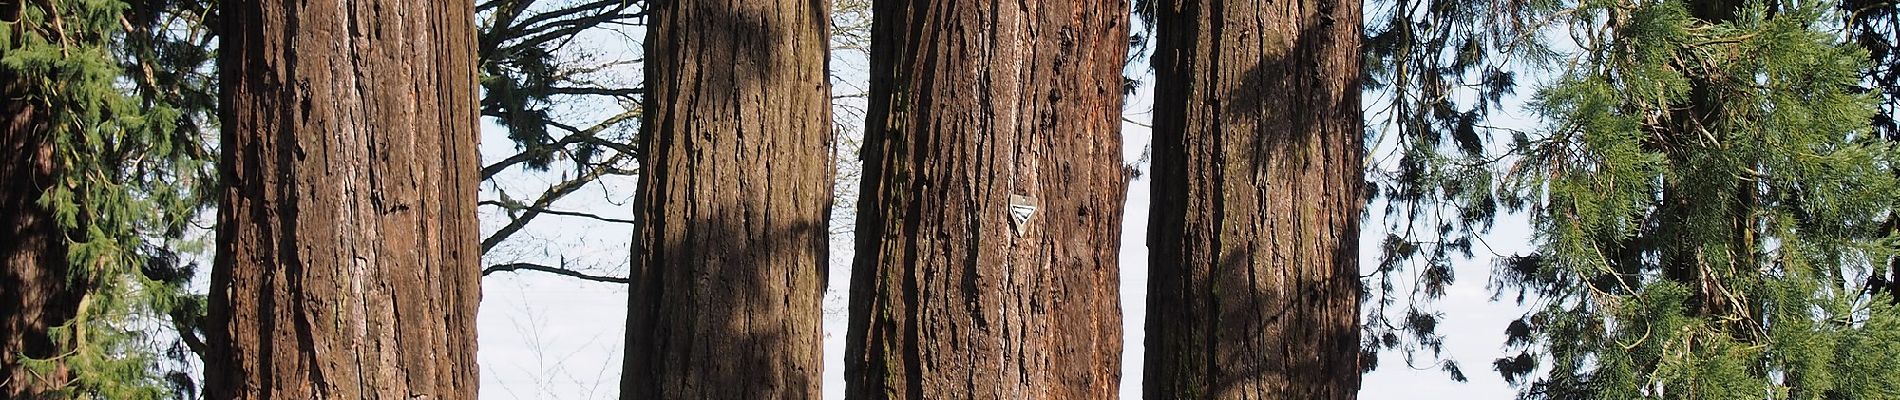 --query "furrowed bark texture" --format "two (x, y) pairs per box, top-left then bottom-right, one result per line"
(206, 1), (482, 398)
(1142, 0), (1365, 396)
(842, 0), (1129, 398)
(619, 0), (833, 397)
(1, 58), (78, 399)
